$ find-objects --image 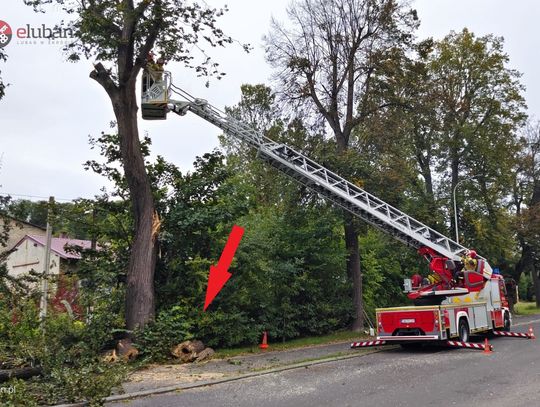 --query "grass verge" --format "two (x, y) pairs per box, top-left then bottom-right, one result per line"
(514, 301), (540, 316)
(215, 330), (368, 359)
